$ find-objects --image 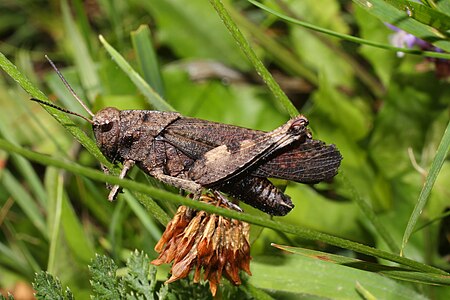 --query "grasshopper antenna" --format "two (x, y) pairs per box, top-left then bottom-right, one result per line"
(30, 97), (94, 124)
(44, 55), (95, 118)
